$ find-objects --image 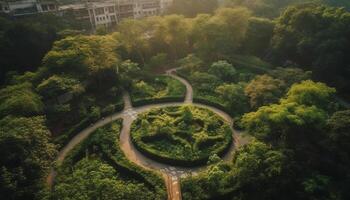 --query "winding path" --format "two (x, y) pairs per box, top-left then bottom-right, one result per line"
(47, 68), (248, 200)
